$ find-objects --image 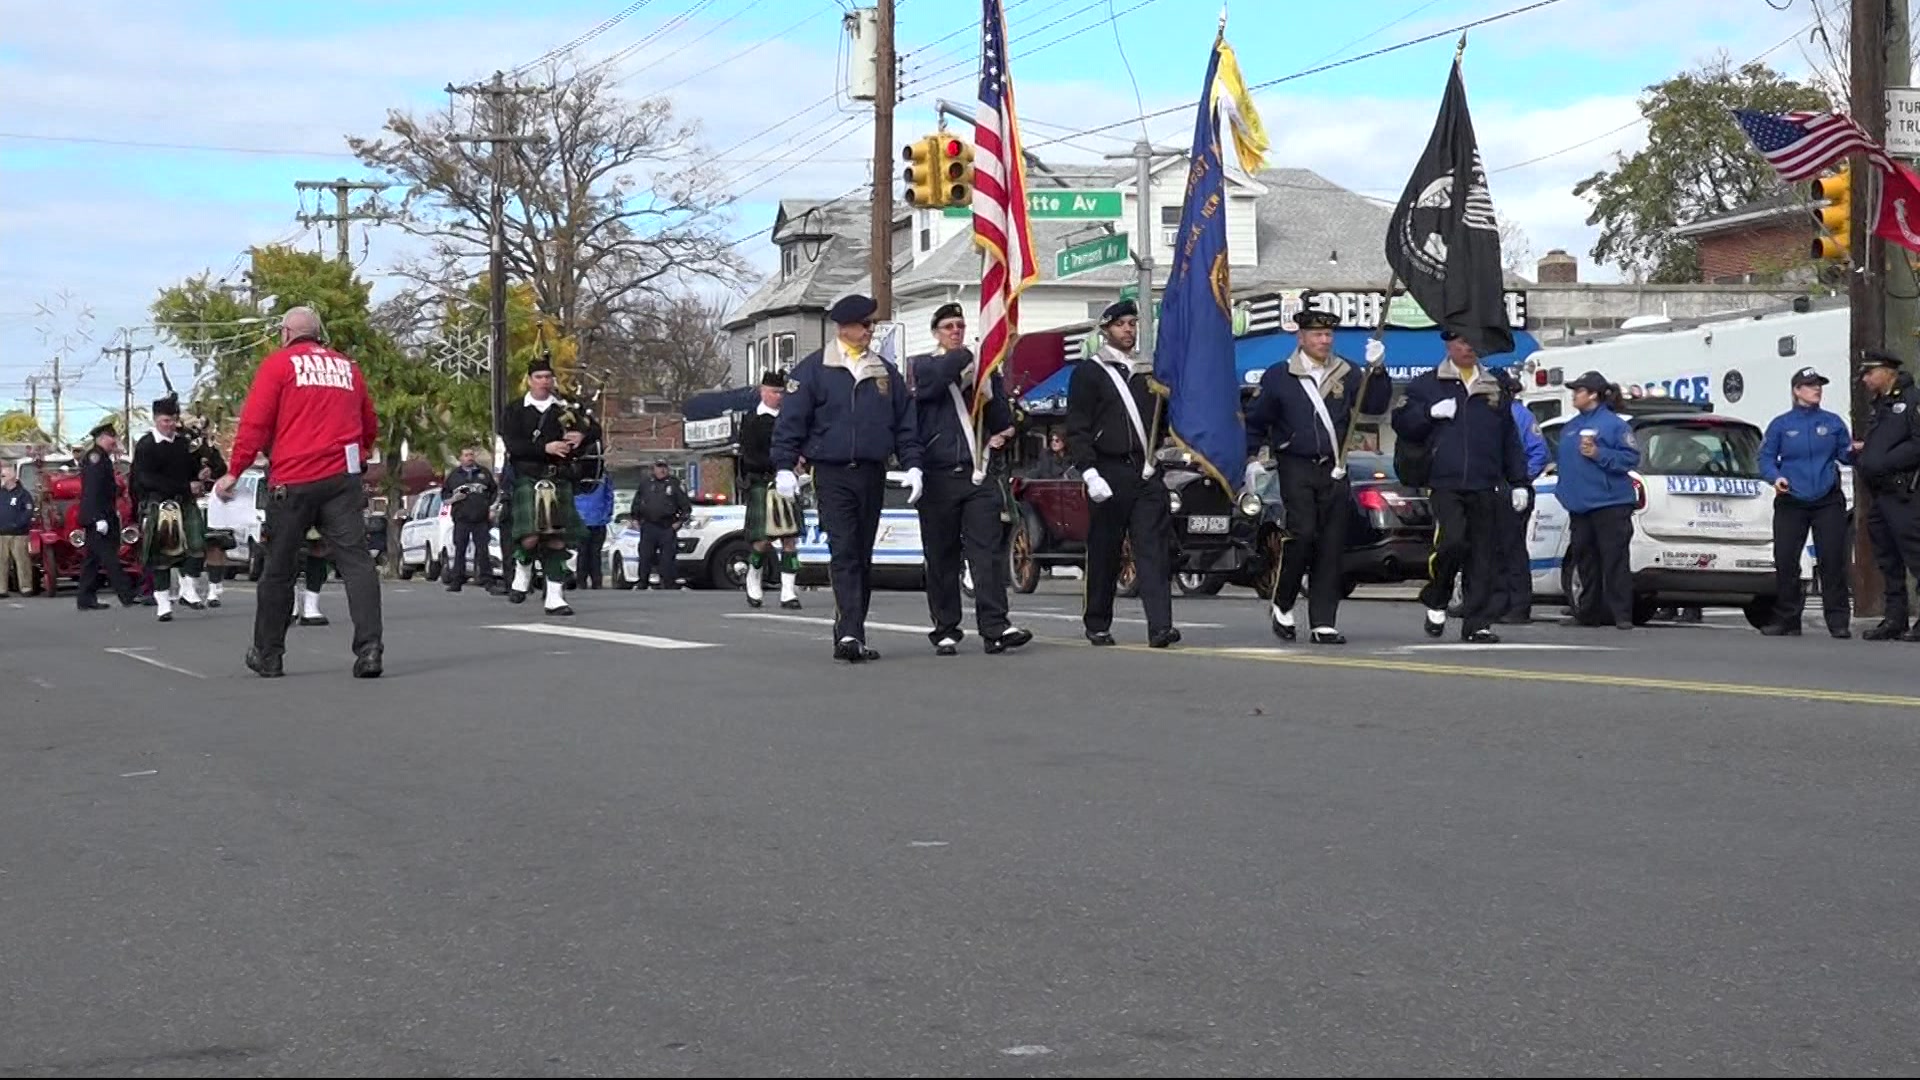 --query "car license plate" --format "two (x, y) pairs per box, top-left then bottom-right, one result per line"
(1187, 514), (1229, 533)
